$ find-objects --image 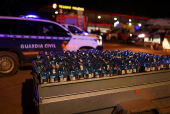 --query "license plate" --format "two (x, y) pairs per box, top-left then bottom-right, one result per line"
(131, 41), (135, 43)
